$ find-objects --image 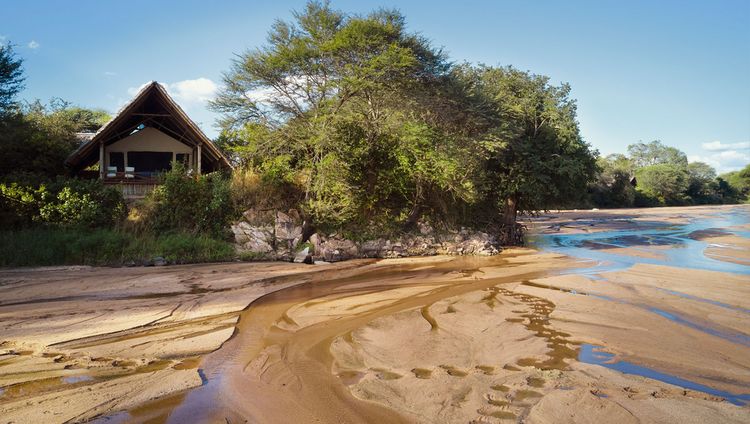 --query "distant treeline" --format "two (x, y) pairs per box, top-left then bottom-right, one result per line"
(589, 140), (748, 208)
